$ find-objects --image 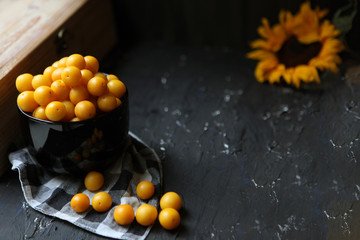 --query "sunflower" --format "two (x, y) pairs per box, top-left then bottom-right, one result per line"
(247, 2), (344, 88)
